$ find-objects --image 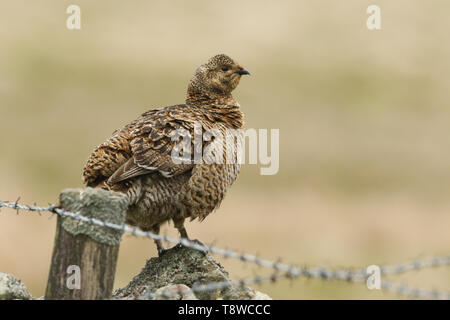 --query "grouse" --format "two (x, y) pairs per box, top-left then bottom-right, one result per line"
(82, 54), (250, 254)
